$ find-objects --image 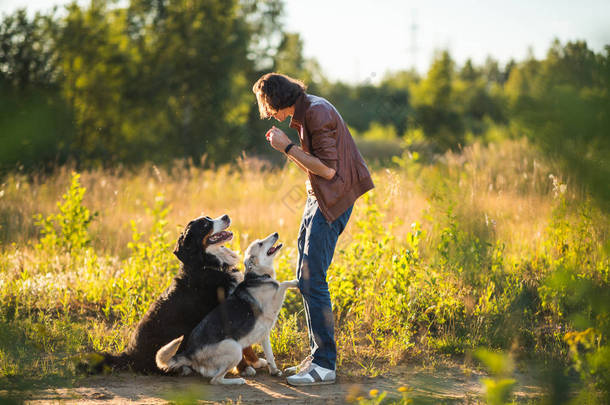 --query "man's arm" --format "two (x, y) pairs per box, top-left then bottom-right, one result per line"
(286, 151), (309, 174)
(267, 126), (336, 180)
(286, 145), (336, 180)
